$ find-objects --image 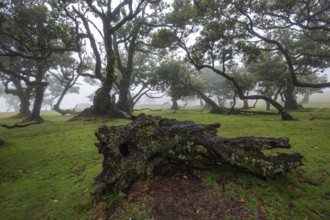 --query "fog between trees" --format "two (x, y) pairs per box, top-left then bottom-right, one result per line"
(1, 0), (330, 121)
